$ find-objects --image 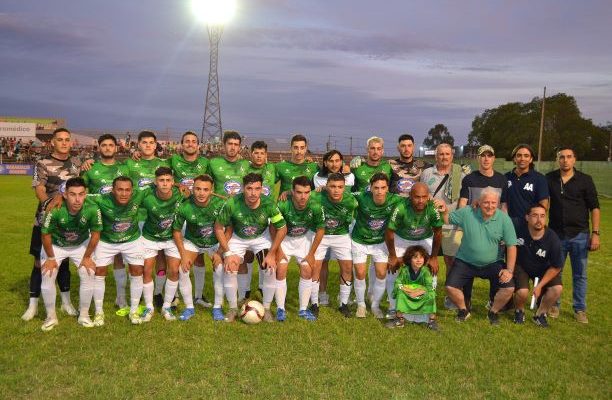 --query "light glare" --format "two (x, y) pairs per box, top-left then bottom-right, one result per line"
(191, 0), (236, 25)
